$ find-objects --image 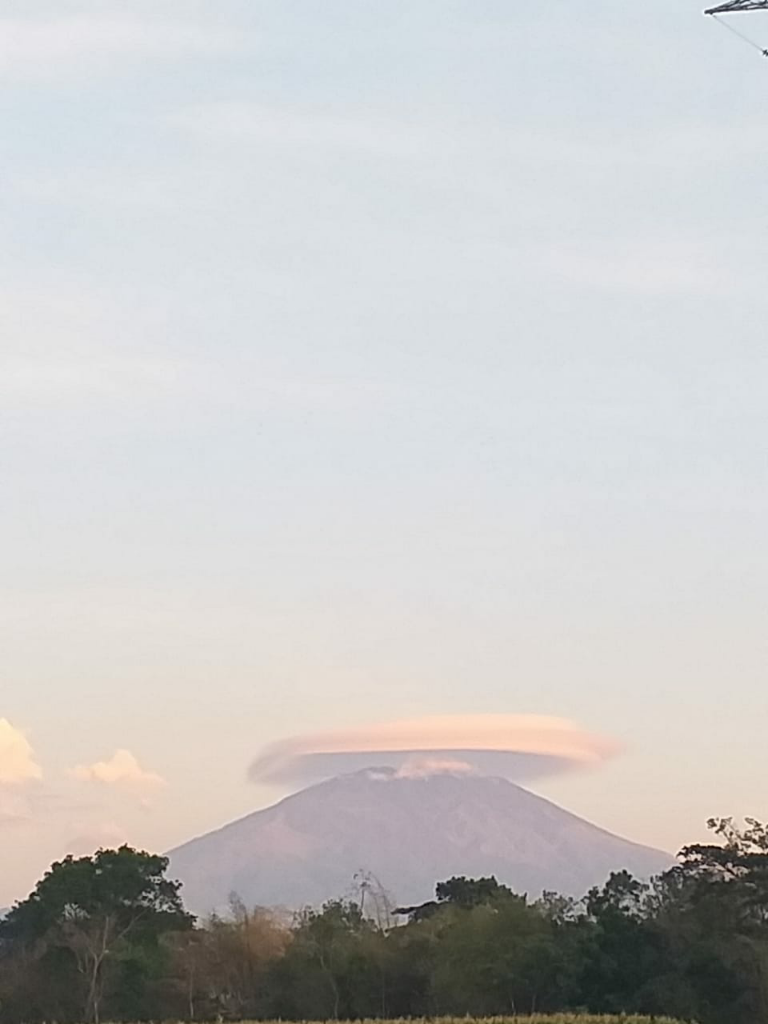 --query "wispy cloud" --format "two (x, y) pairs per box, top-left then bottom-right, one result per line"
(73, 750), (166, 790)
(0, 719), (42, 786)
(0, 13), (250, 81)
